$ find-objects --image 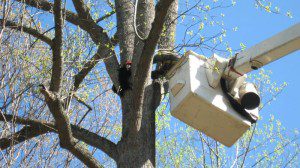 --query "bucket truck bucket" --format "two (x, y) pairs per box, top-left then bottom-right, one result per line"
(166, 51), (258, 147)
